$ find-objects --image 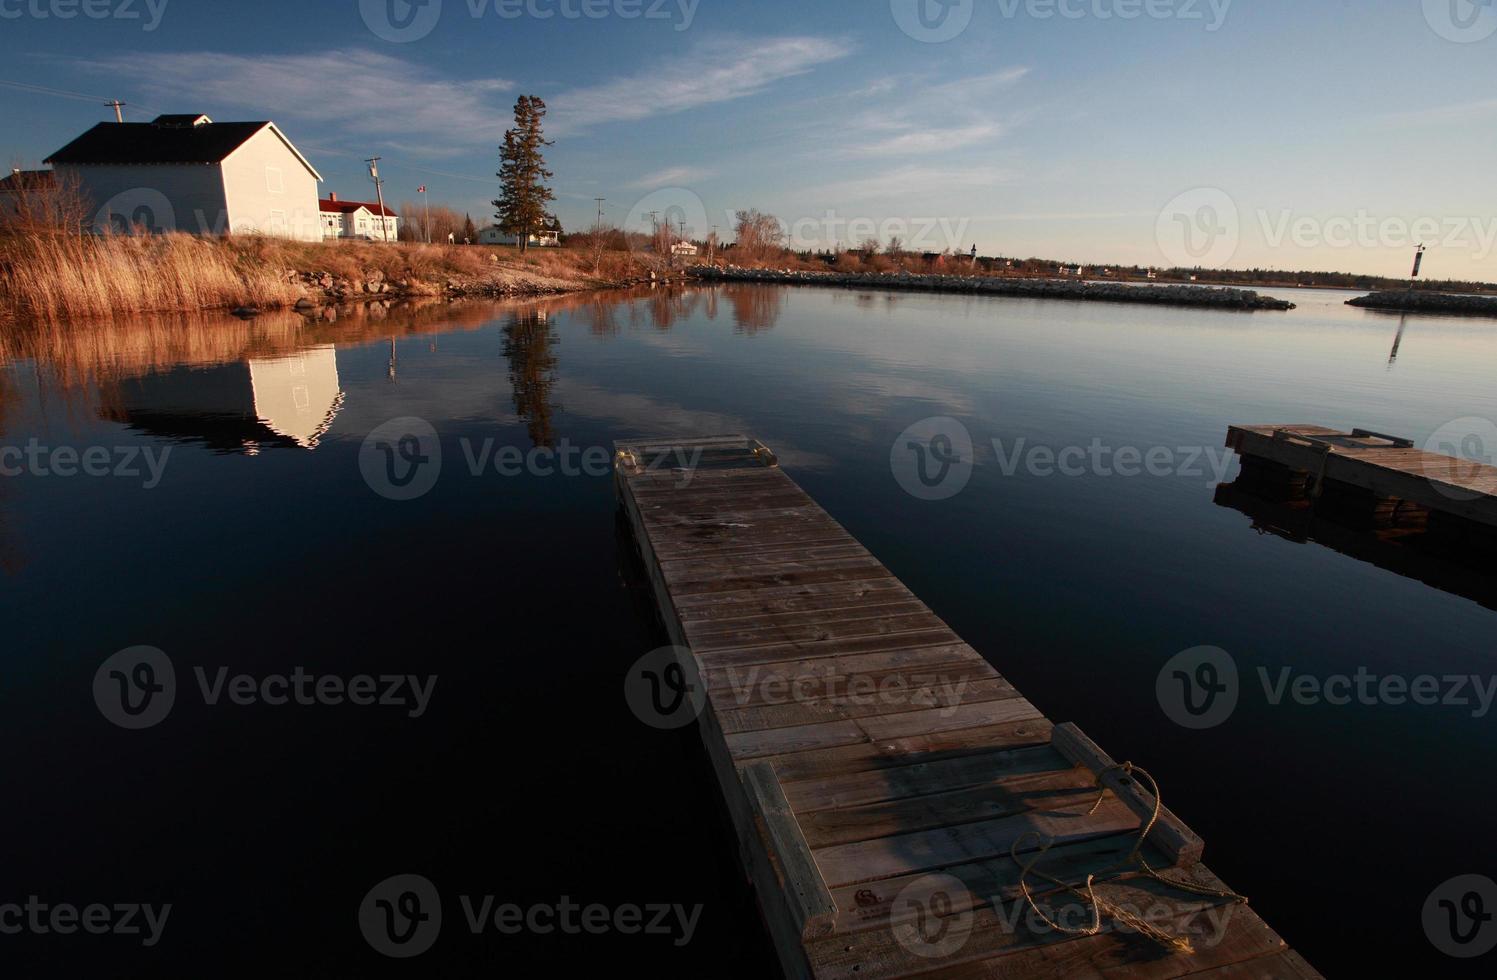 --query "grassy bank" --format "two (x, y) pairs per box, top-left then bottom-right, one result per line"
(0, 233), (665, 322)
